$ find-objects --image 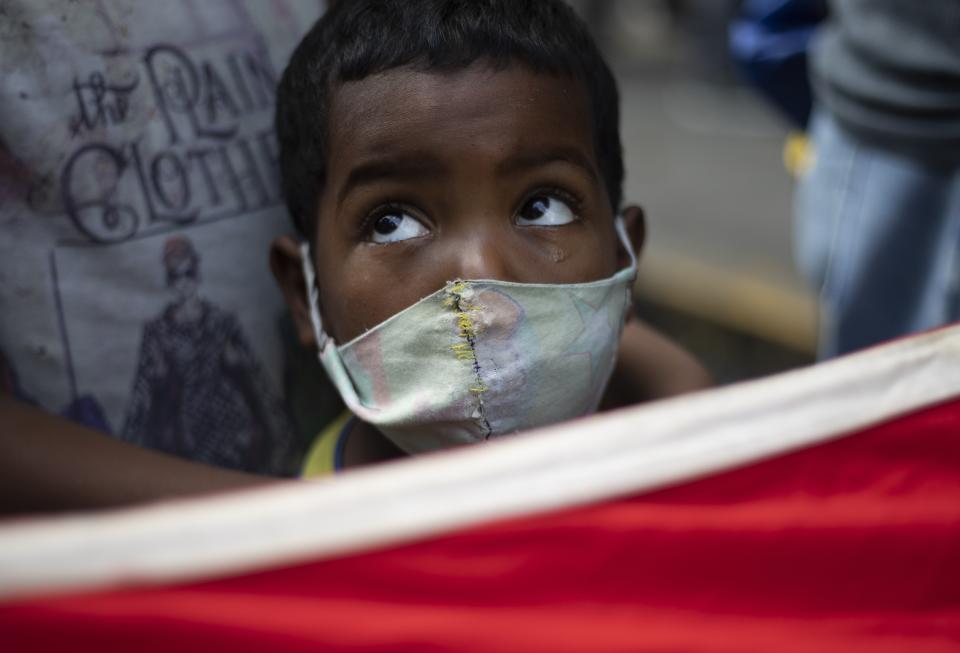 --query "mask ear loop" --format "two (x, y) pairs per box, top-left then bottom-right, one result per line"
(614, 213), (638, 274)
(300, 242), (369, 413)
(614, 213), (639, 321)
(613, 213), (637, 279)
(299, 242), (330, 353)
